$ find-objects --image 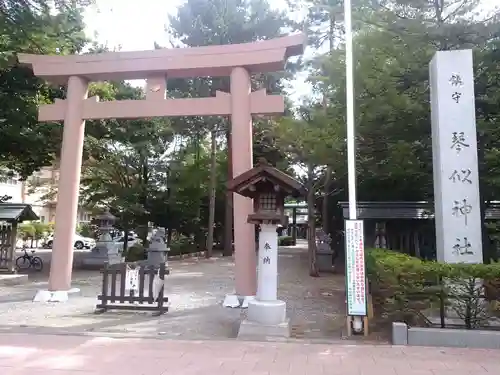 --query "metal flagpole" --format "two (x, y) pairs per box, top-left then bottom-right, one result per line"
(345, 0), (356, 220)
(344, 0), (368, 336)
